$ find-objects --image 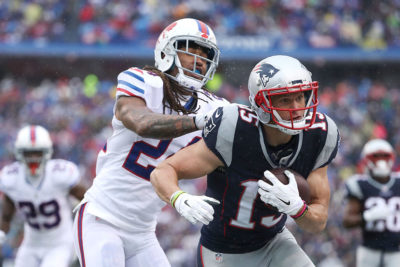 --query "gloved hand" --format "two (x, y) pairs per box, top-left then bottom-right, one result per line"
(171, 191), (220, 225)
(0, 230), (6, 245)
(193, 108), (219, 130)
(363, 203), (391, 222)
(258, 170), (304, 216)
